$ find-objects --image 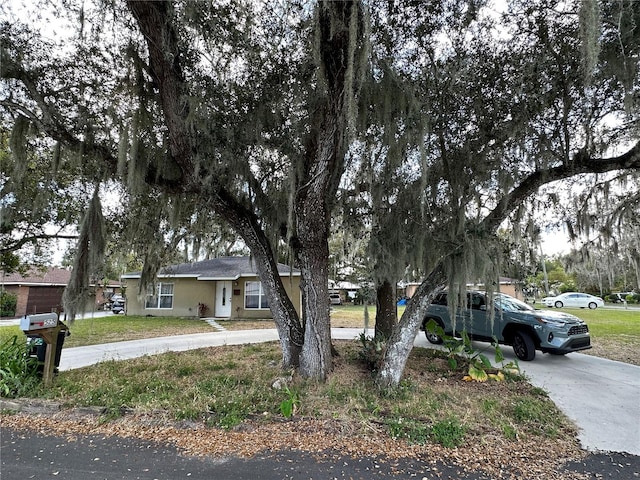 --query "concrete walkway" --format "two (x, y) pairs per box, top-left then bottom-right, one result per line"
(51, 327), (640, 456)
